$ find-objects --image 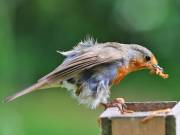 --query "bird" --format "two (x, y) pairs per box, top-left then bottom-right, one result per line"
(4, 37), (168, 112)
